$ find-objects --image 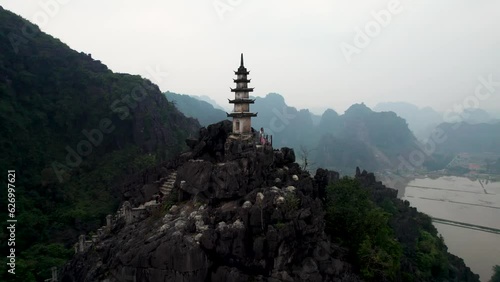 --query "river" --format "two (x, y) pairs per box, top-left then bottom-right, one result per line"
(401, 176), (500, 281)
